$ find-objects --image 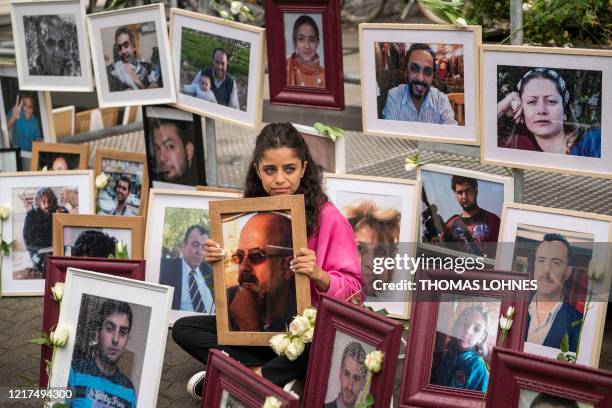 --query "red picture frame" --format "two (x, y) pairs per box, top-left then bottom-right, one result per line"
(264, 0), (344, 110)
(302, 294), (403, 407)
(399, 268), (529, 407)
(487, 348), (612, 407)
(202, 349), (299, 407)
(39, 256), (146, 387)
